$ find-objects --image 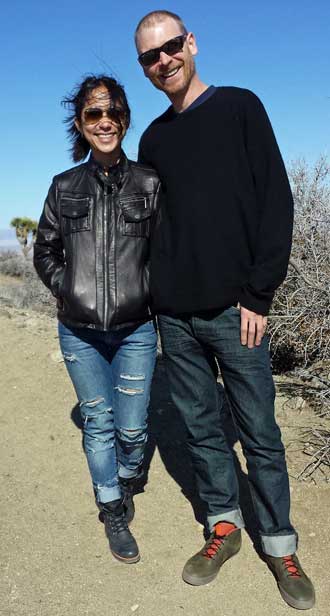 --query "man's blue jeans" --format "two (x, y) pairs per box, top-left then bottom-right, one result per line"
(158, 307), (297, 557)
(58, 320), (157, 504)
